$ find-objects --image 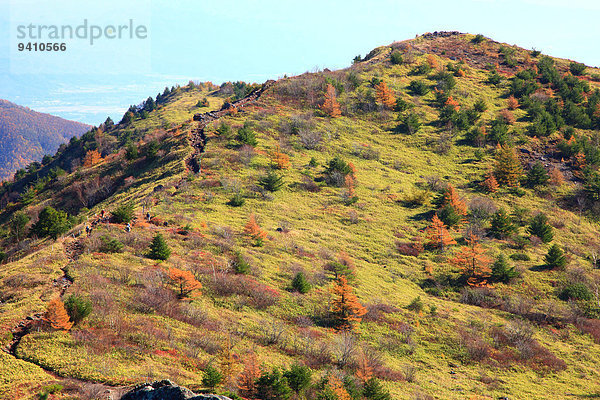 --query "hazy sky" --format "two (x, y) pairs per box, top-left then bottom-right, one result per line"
(0, 0), (599, 125)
